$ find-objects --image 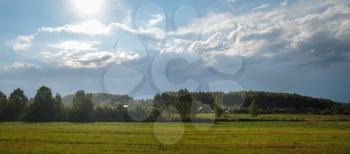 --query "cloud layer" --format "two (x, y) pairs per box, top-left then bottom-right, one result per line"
(2, 62), (39, 71)
(10, 0), (350, 69)
(160, 0), (350, 66)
